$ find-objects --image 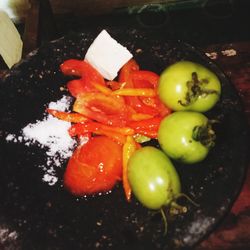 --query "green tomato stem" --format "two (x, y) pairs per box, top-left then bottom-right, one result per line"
(169, 201), (188, 215)
(175, 193), (200, 207)
(159, 193), (198, 236)
(160, 208), (168, 236)
(192, 121), (216, 148)
(178, 71), (219, 107)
